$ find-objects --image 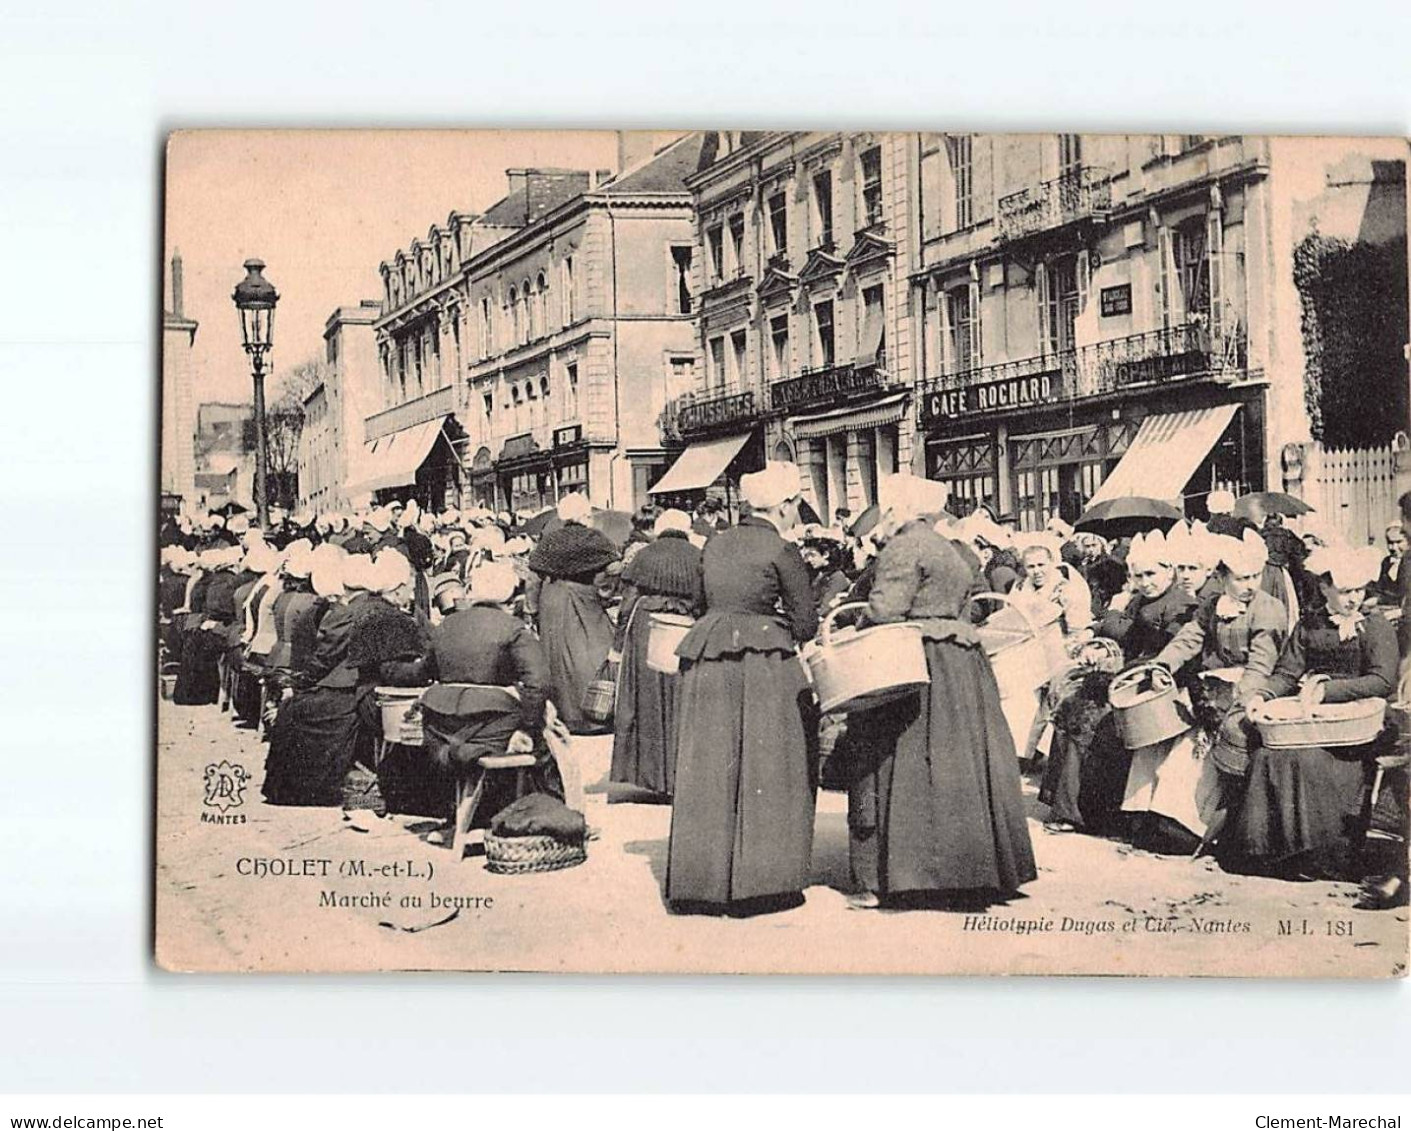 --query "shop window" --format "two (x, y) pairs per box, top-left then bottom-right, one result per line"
(770, 314), (790, 380)
(670, 245), (693, 314)
(814, 301), (835, 369)
(767, 191), (788, 257)
(860, 147), (883, 228)
(811, 170), (833, 248)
